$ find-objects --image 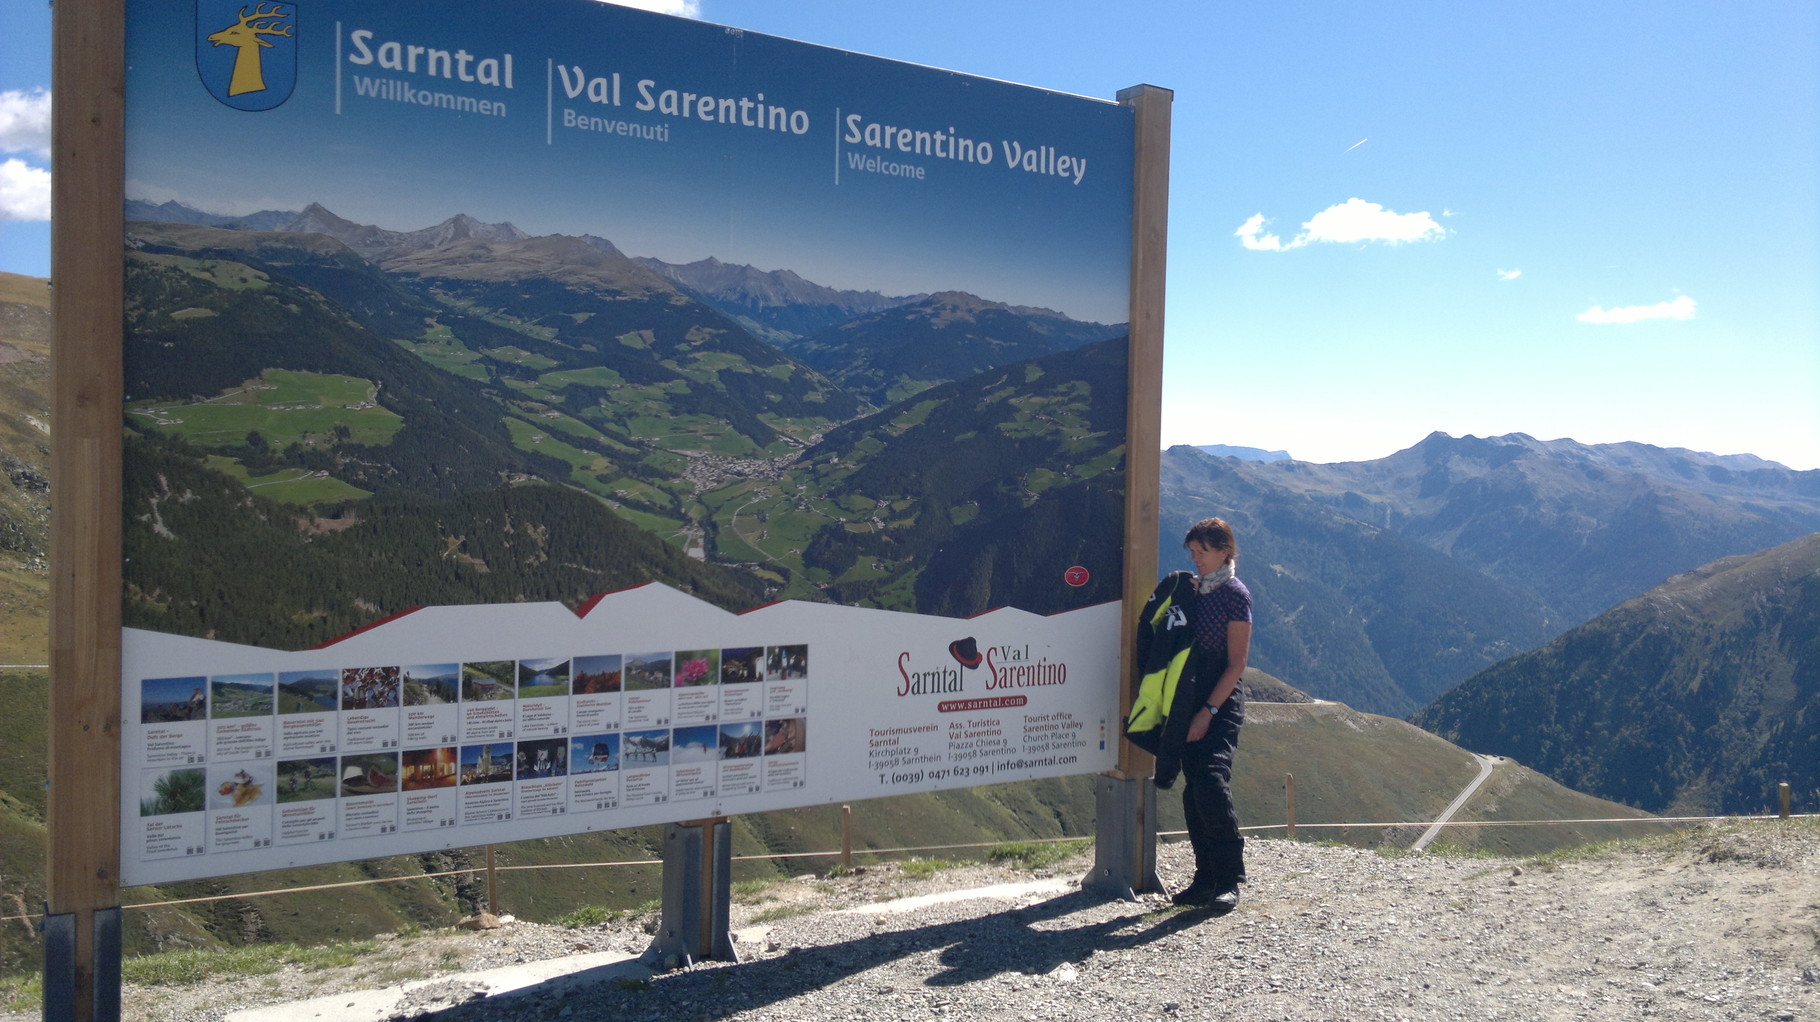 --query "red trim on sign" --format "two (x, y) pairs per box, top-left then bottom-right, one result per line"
(309, 607), (425, 649)
(575, 582), (659, 618)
